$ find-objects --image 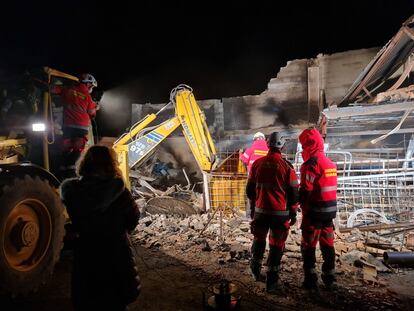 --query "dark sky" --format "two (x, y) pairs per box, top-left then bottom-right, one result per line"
(1, 0), (414, 102)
